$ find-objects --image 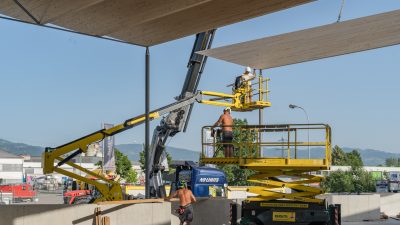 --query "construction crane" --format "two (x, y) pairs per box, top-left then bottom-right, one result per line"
(42, 30), (271, 203)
